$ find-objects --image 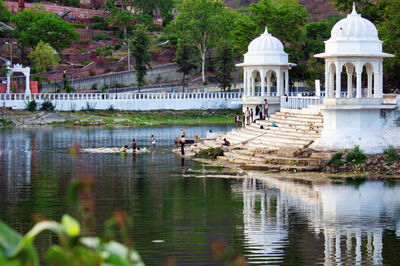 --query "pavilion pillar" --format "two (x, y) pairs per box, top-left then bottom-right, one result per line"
(324, 70), (329, 98)
(25, 72), (31, 95)
(267, 72), (271, 97)
(243, 69), (247, 96)
(260, 70), (266, 97)
(336, 65), (341, 98)
(374, 71), (382, 98)
(367, 68), (373, 98)
(247, 70), (251, 96)
(285, 69), (289, 96)
(251, 76), (255, 96)
(329, 70), (335, 98)
(276, 70), (281, 96)
(6, 72), (11, 94)
(356, 71), (362, 98)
